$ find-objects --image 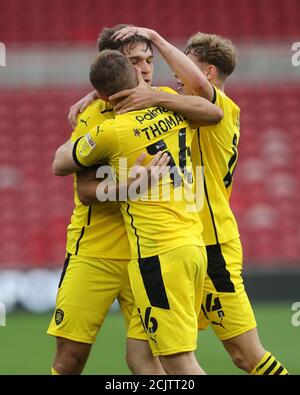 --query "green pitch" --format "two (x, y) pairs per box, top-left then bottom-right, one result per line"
(0, 303), (298, 375)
